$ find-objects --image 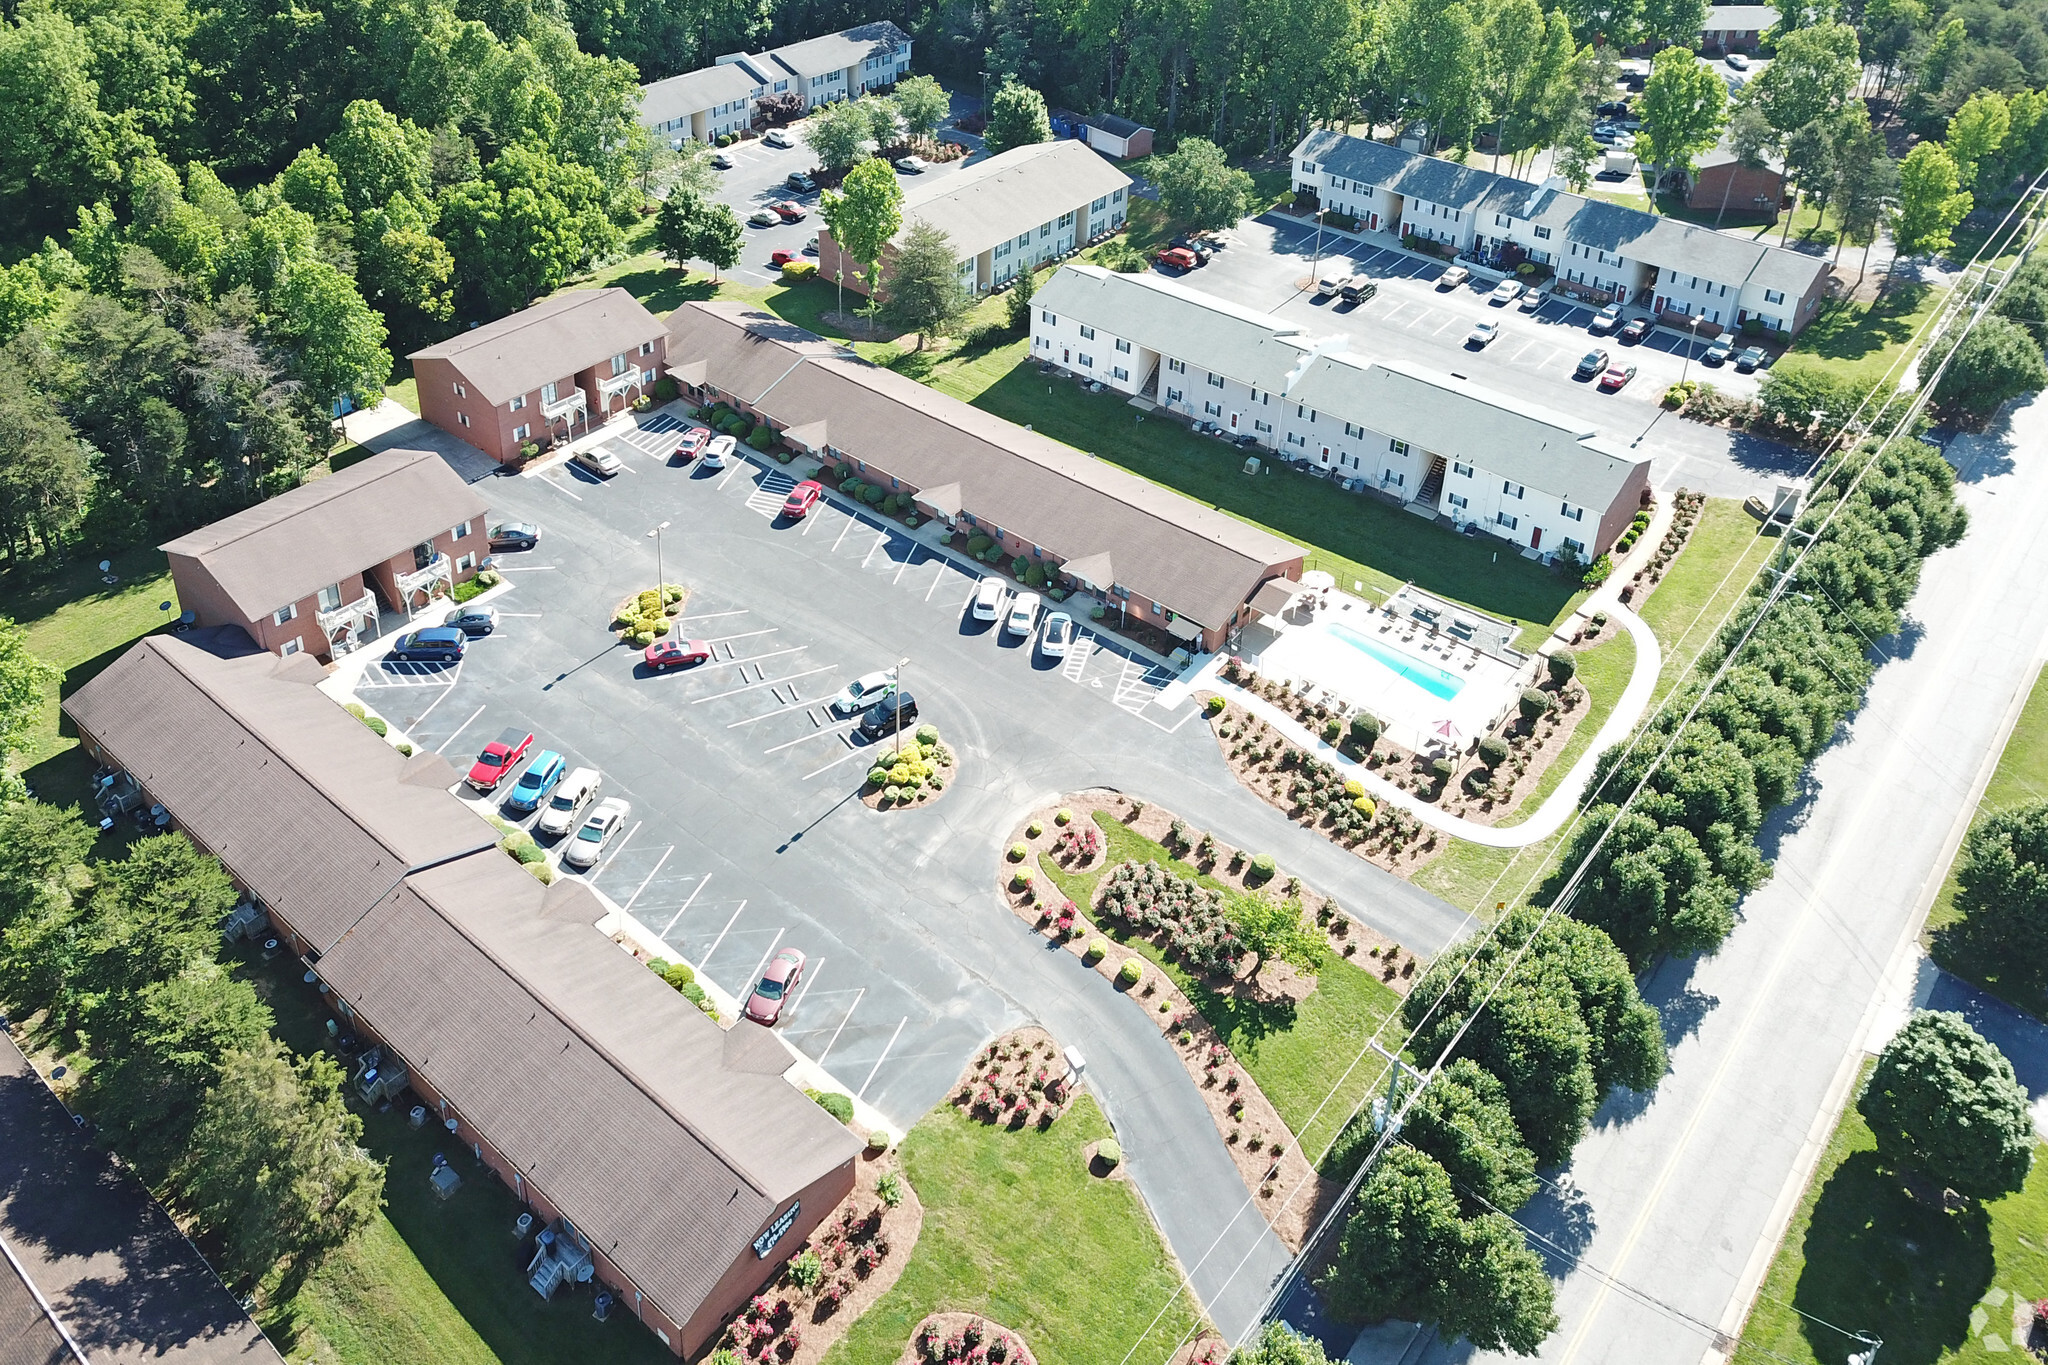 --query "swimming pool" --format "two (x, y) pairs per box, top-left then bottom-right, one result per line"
(1326, 622), (1467, 700)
